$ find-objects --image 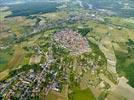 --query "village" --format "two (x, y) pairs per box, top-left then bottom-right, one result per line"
(0, 46), (65, 99)
(1, 0), (134, 99)
(0, 28), (106, 99)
